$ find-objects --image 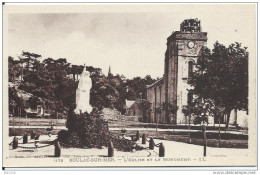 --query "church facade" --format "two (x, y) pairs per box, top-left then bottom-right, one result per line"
(146, 19), (209, 124)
